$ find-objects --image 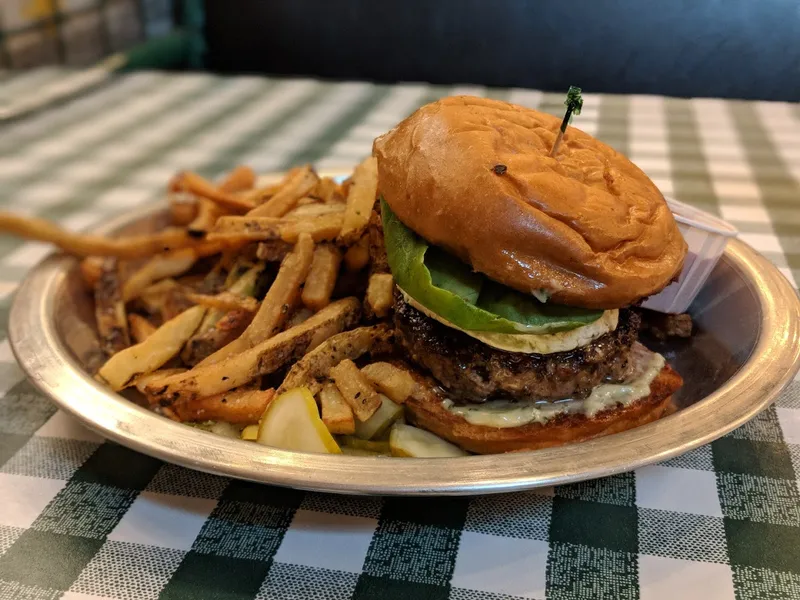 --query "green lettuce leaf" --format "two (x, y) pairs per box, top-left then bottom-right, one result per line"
(381, 199), (603, 334)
